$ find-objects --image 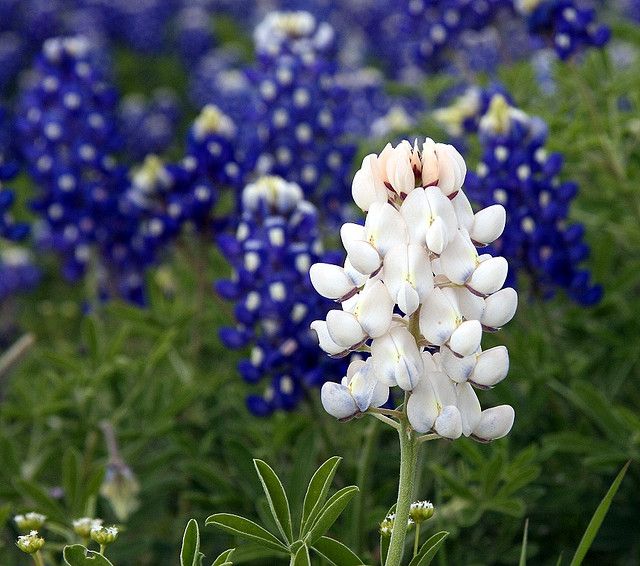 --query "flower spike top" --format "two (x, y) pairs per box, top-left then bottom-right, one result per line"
(311, 138), (517, 442)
